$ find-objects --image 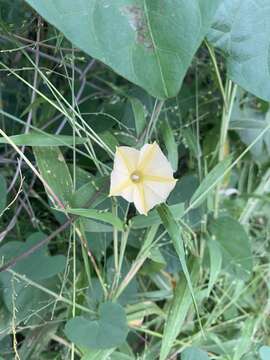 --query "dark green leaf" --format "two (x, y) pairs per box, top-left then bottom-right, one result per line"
(64, 302), (129, 349)
(25, 0), (220, 99)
